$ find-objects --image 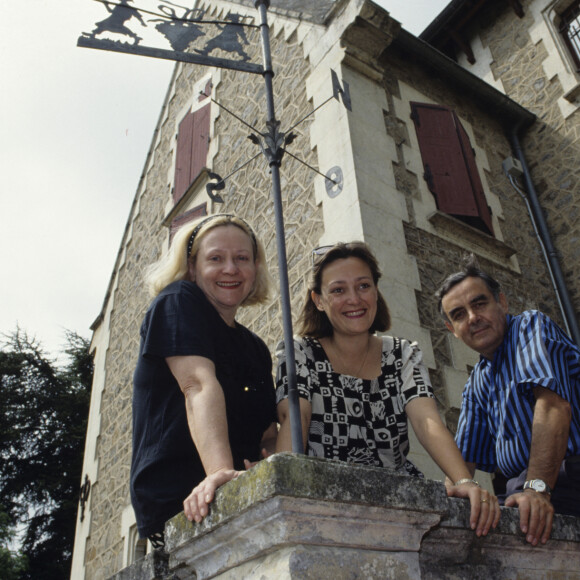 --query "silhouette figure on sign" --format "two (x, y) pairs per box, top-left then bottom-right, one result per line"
(151, 4), (205, 52)
(195, 13), (251, 62)
(84, 0), (146, 45)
